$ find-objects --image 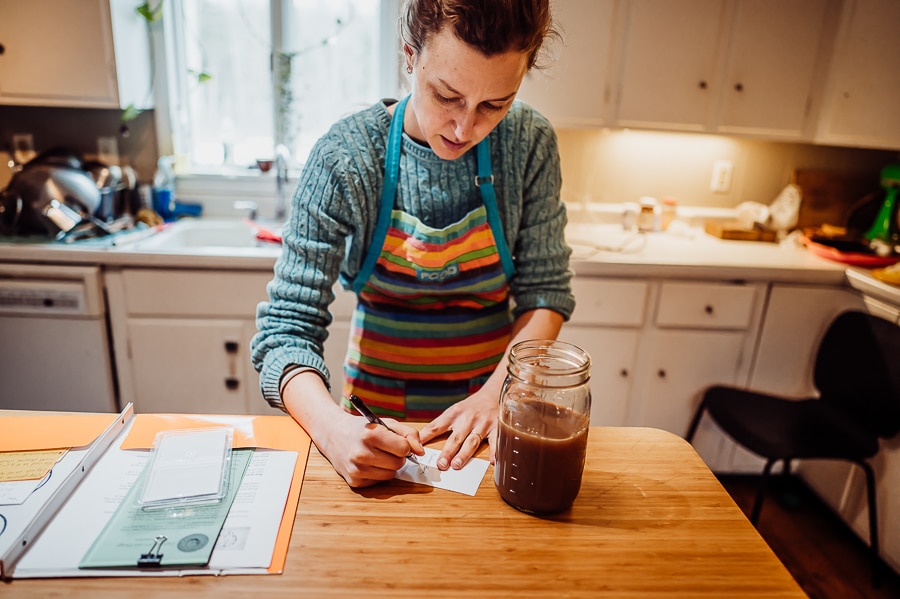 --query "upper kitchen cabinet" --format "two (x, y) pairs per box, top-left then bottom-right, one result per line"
(814, 0), (900, 150)
(0, 0), (152, 109)
(612, 0), (836, 140)
(517, 0), (619, 127)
